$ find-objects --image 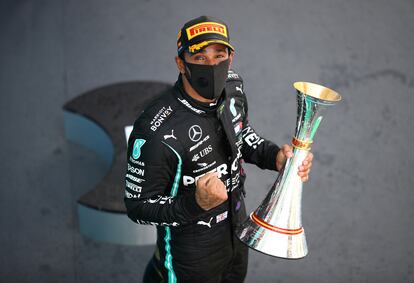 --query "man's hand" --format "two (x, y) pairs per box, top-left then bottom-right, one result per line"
(276, 144), (313, 182)
(195, 172), (228, 211)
